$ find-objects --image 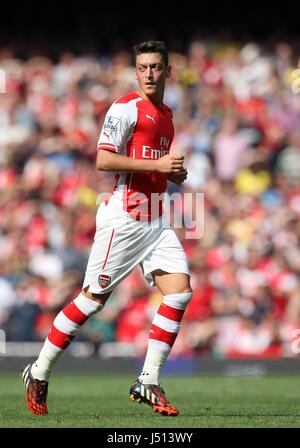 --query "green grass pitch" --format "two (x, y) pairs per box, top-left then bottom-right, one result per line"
(0, 373), (300, 428)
